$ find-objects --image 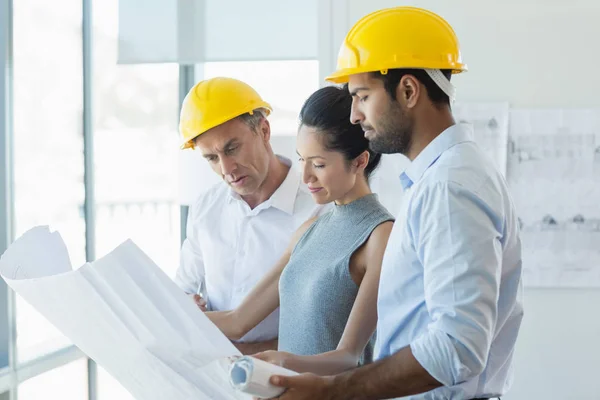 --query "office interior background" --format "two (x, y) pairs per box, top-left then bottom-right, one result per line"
(0, 0), (599, 399)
